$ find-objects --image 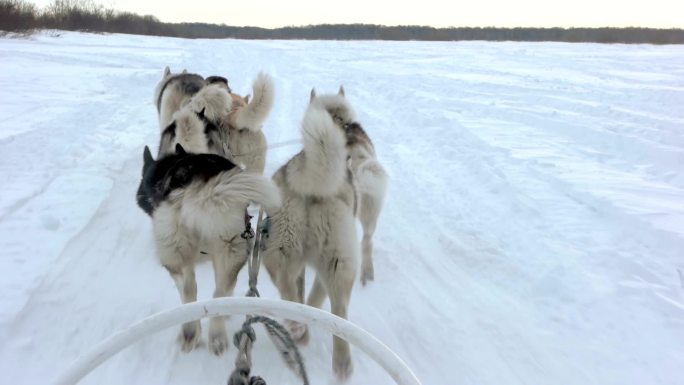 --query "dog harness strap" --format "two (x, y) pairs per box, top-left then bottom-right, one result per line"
(245, 209), (264, 298)
(241, 211), (255, 240)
